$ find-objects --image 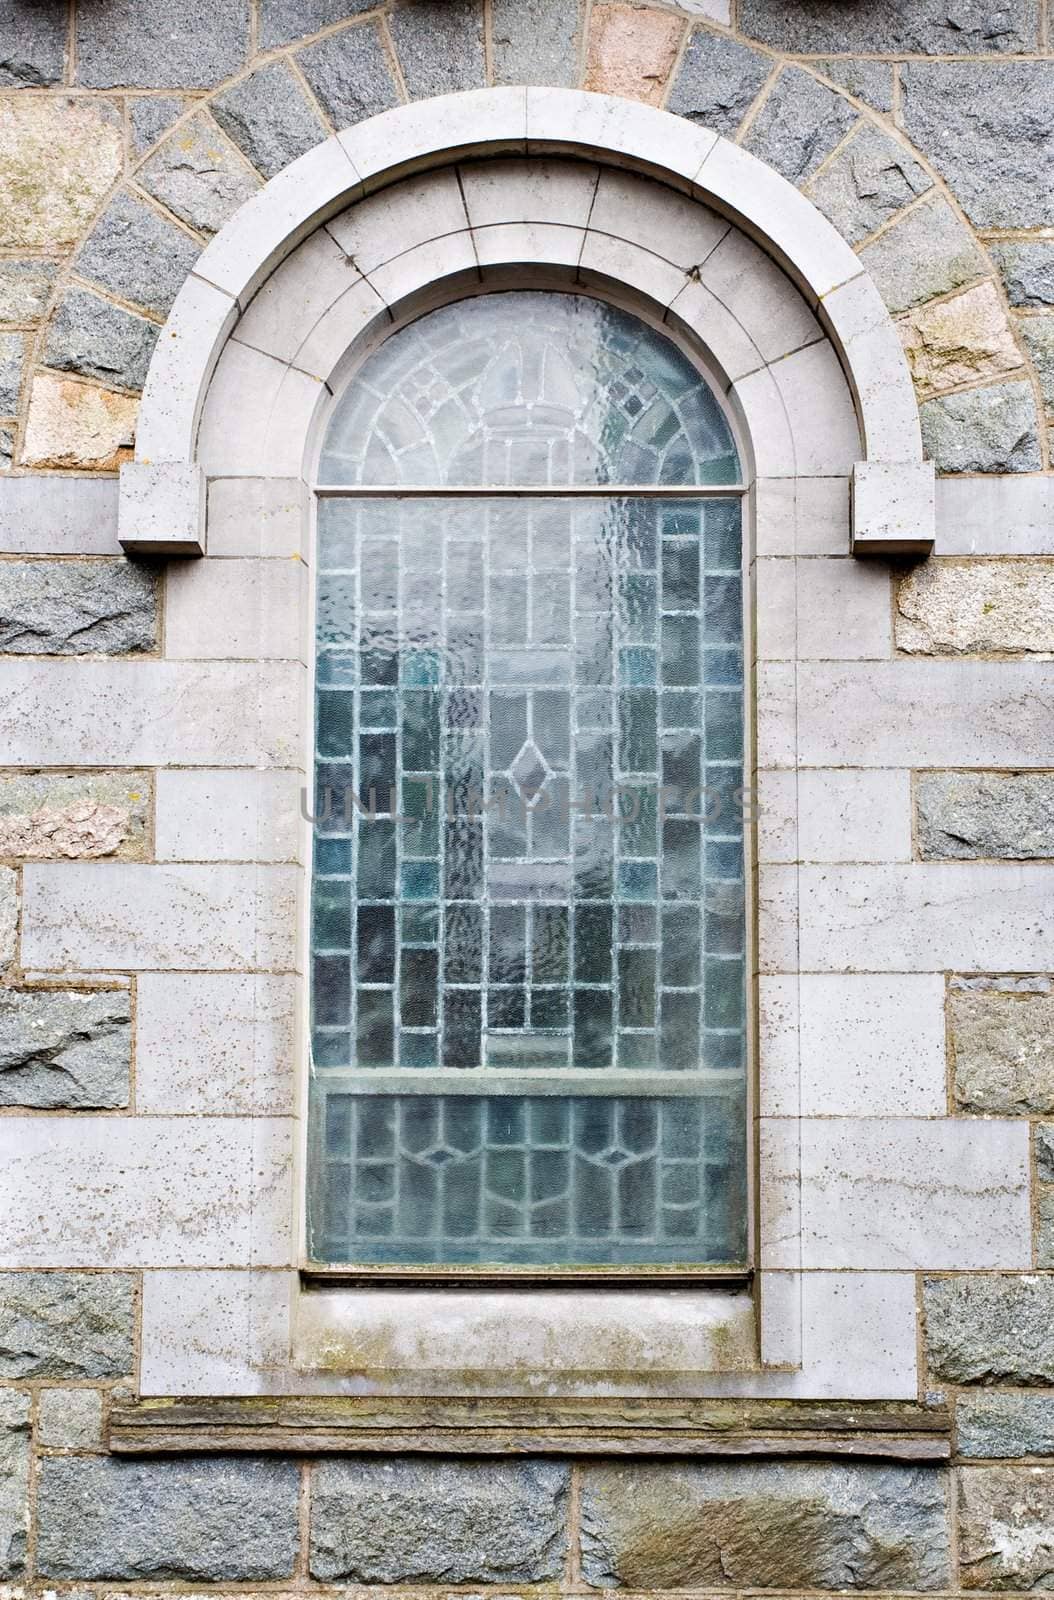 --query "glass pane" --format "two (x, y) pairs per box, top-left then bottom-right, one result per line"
(308, 495), (747, 1267)
(319, 292), (740, 487)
